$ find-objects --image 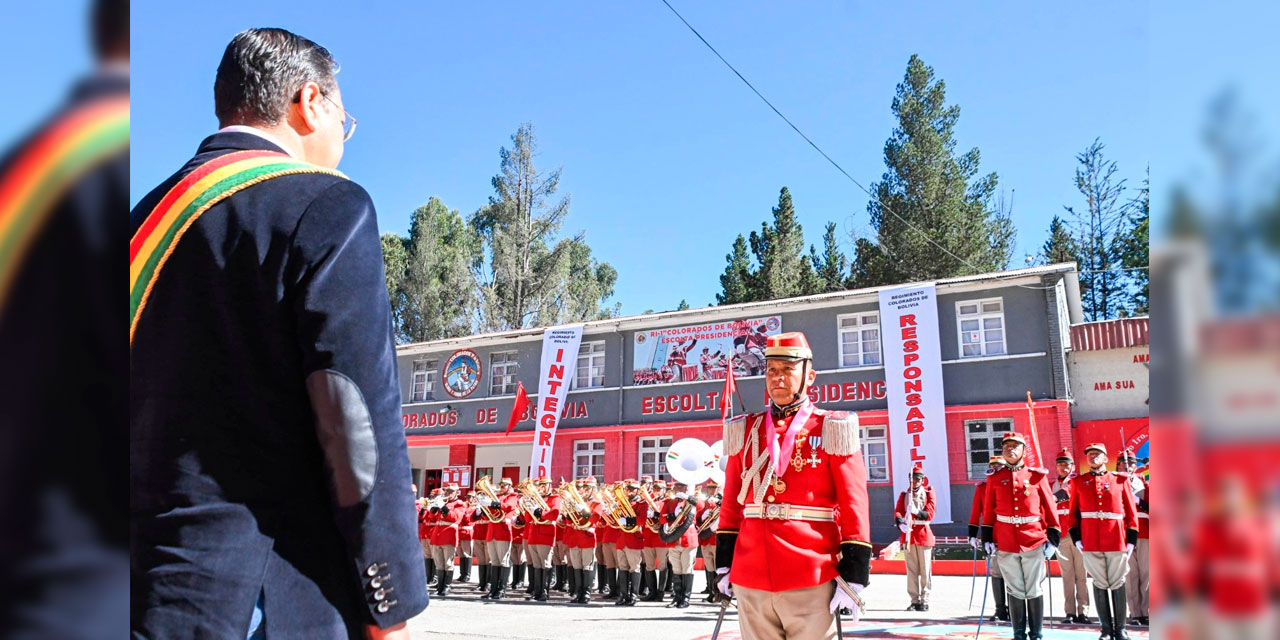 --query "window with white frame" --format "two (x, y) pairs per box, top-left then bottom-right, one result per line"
(574, 439), (606, 484)
(489, 351), (519, 396)
(860, 425), (890, 483)
(965, 418), (1013, 480)
(957, 298), (1006, 358)
(410, 359), (437, 402)
(573, 341), (606, 389)
(838, 312), (881, 367)
(637, 436), (673, 483)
